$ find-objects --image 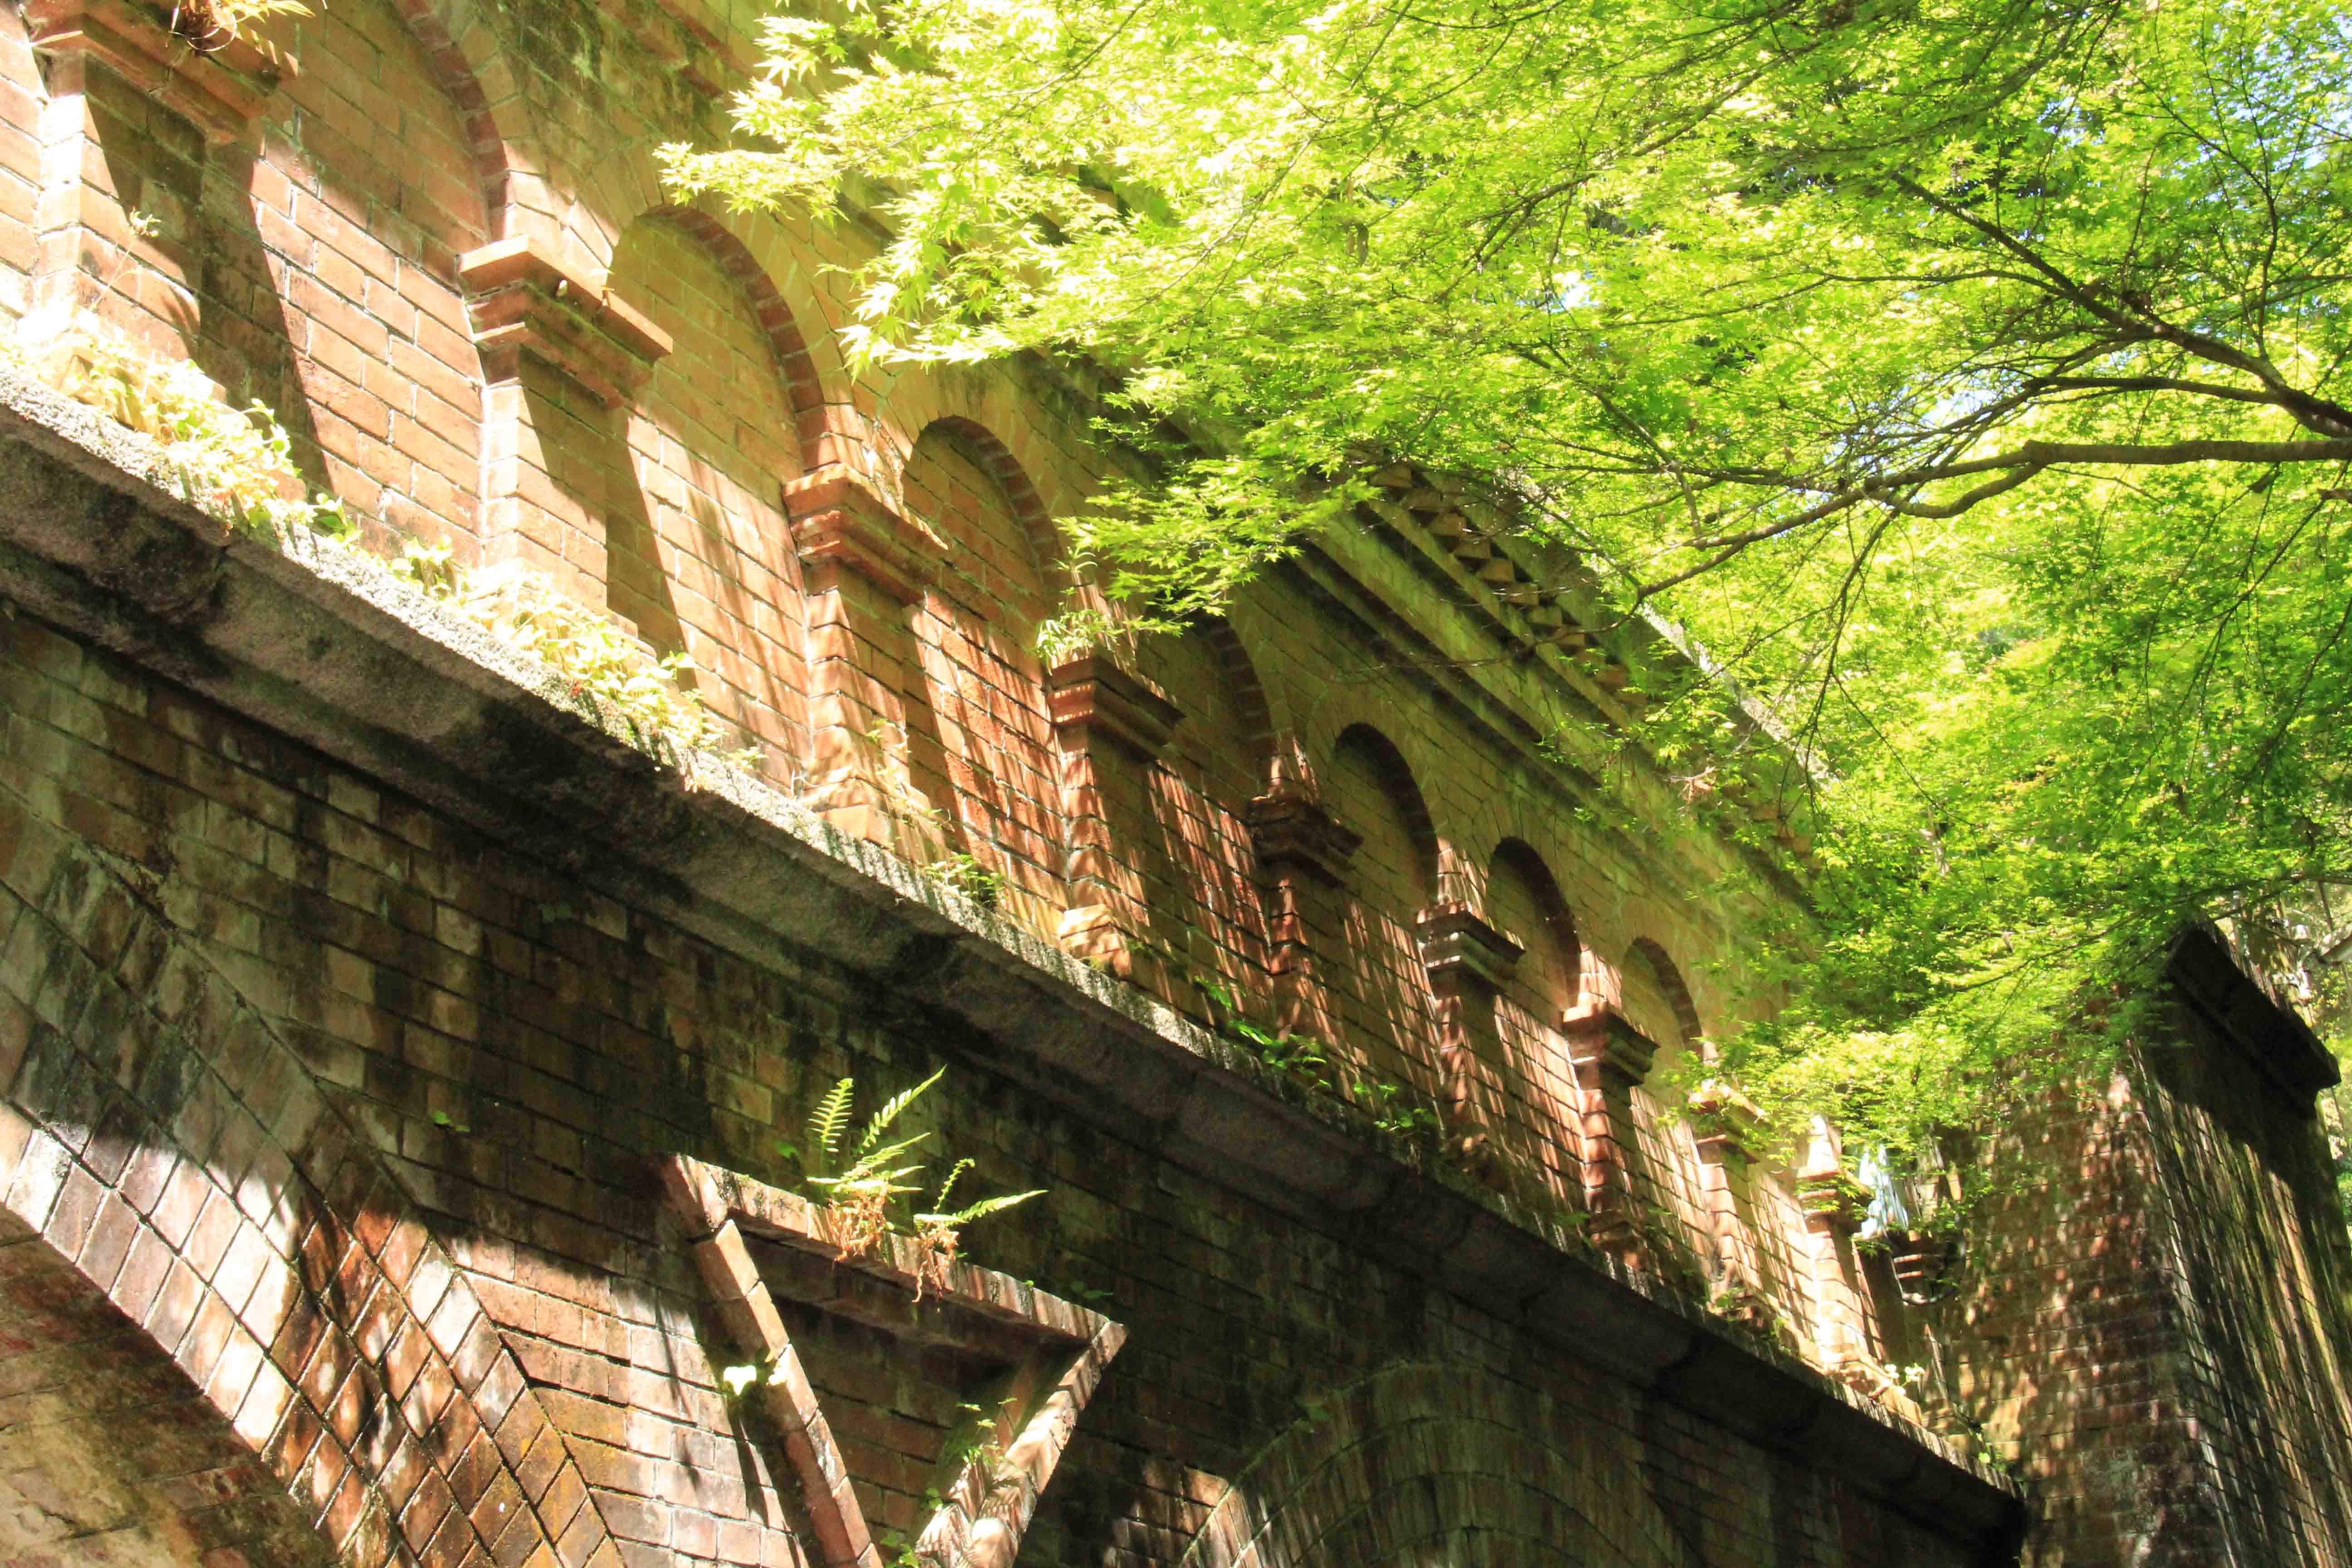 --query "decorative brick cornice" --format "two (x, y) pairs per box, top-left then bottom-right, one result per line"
(1415, 904), (1523, 994)
(1247, 783), (1361, 886)
(458, 235), (673, 409)
(1560, 1000), (1660, 1088)
(27, 0), (296, 143)
(1048, 656), (1184, 760)
(782, 466), (940, 603)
